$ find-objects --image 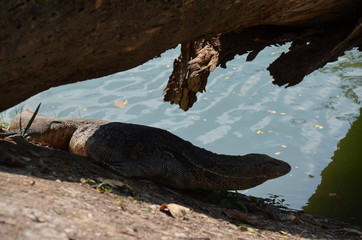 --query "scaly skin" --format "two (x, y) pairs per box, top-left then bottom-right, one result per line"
(9, 110), (291, 190)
